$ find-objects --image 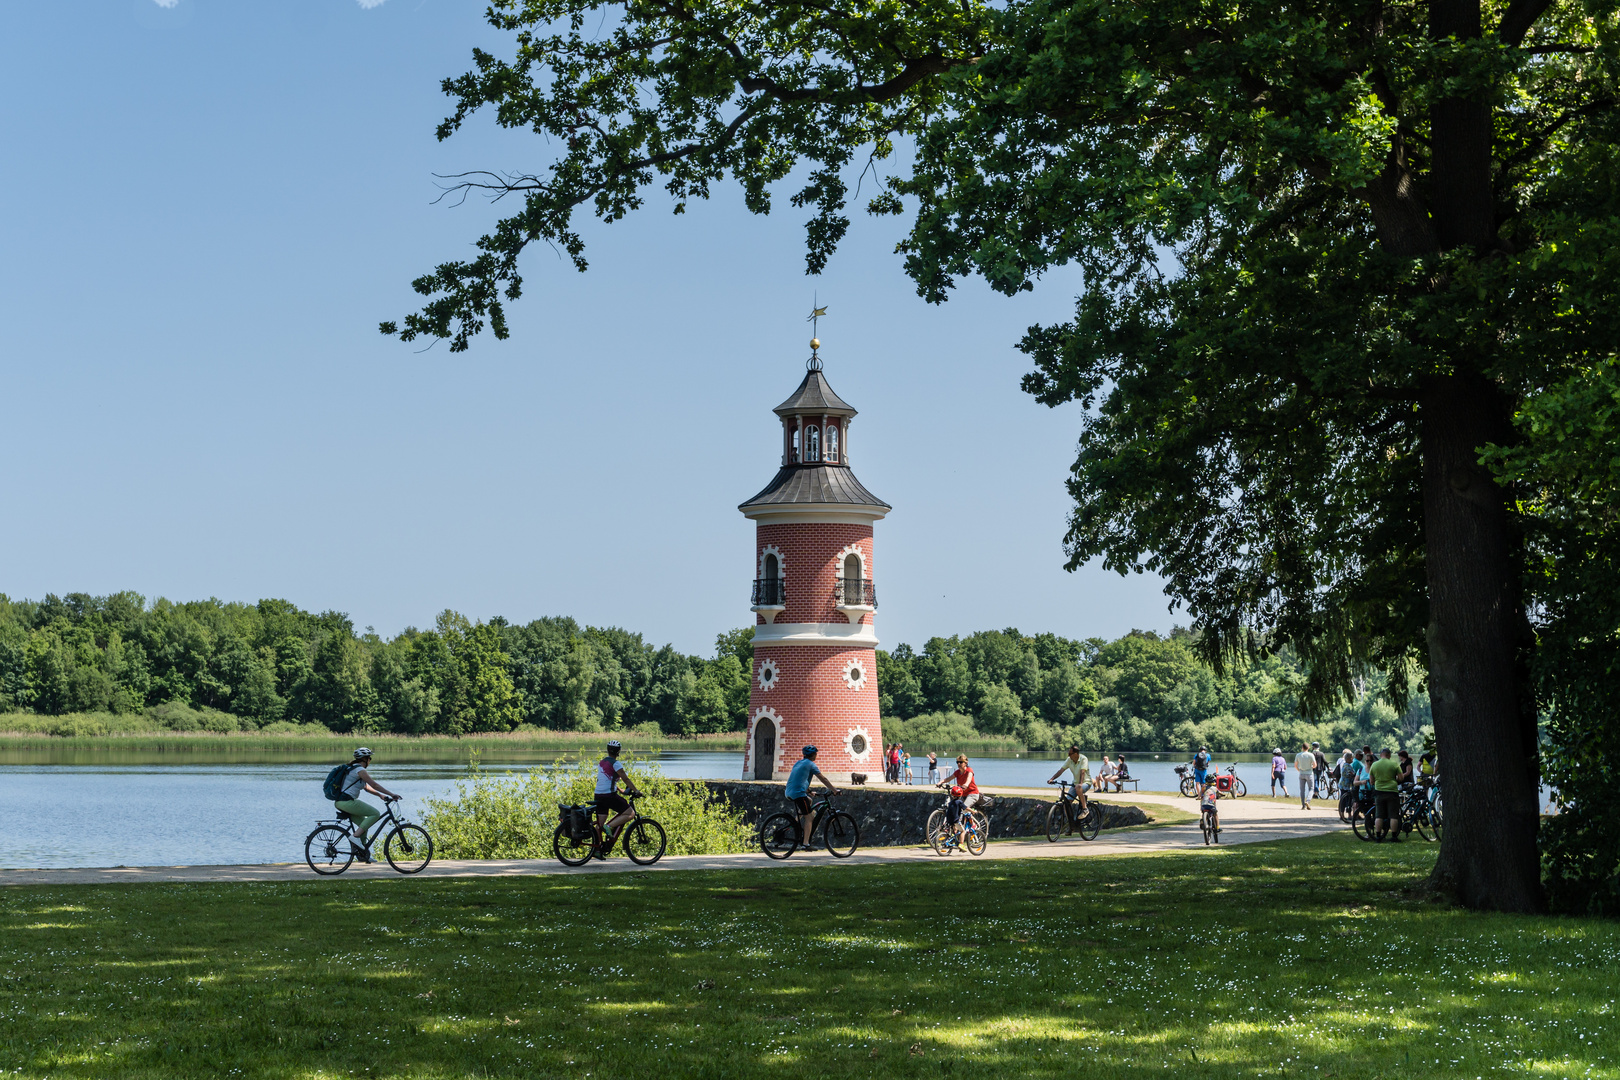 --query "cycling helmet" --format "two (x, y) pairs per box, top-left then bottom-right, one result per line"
(950, 785), (964, 797)
(1272, 747), (1283, 754)
(353, 747), (372, 760)
(802, 745), (818, 757)
(1198, 745), (1208, 752)
(605, 740), (622, 757)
